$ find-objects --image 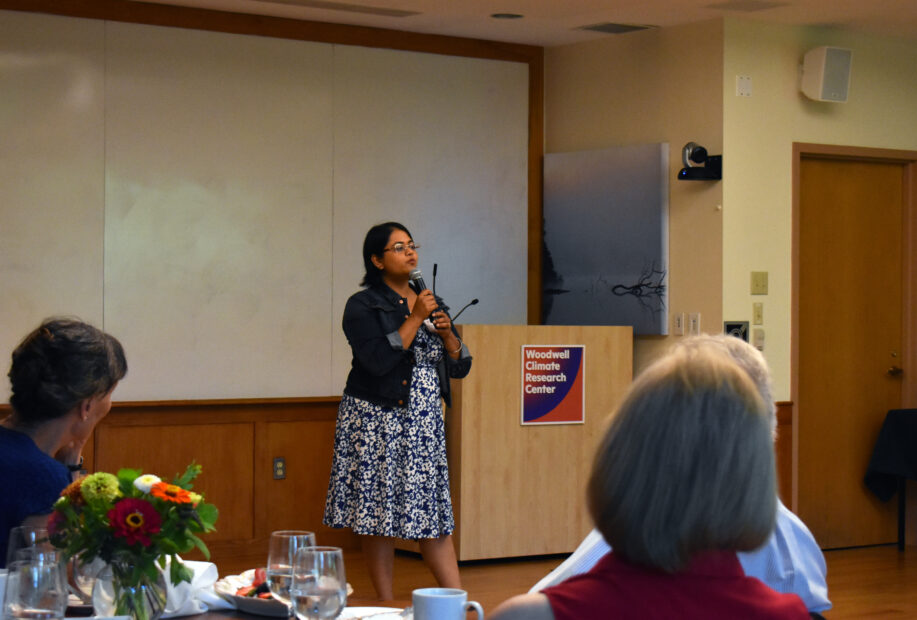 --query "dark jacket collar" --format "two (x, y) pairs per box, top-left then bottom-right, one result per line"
(361, 283), (408, 310)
